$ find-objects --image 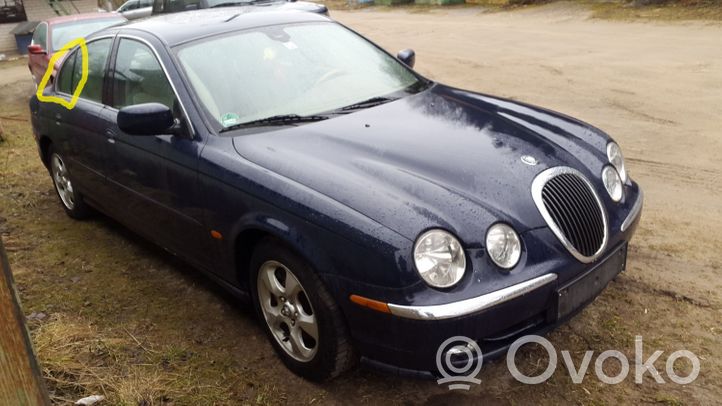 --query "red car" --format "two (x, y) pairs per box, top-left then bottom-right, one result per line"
(27, 13), (126, 85)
